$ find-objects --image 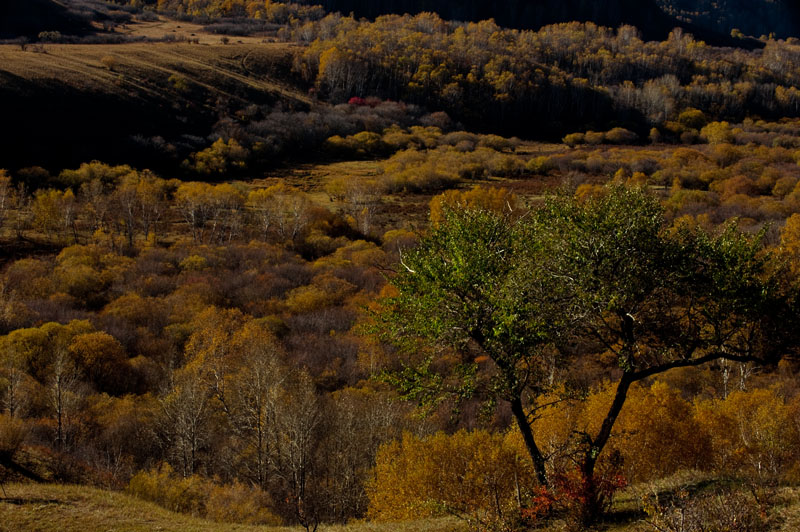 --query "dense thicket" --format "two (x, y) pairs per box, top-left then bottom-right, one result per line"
(3, 120), (800, 526)
(290, 13), (800, 137)
(0, 163), (413, 525)
(146, 0), (325, 24)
